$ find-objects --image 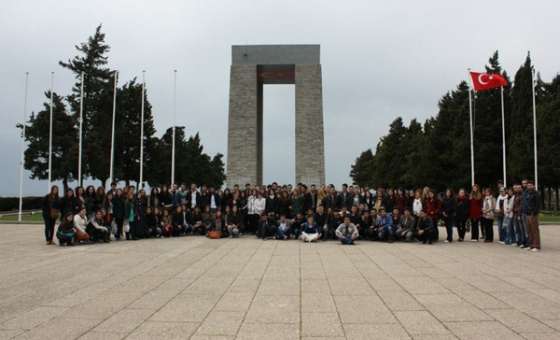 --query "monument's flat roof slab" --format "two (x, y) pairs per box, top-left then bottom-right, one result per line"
(232, 44), (320, 65)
